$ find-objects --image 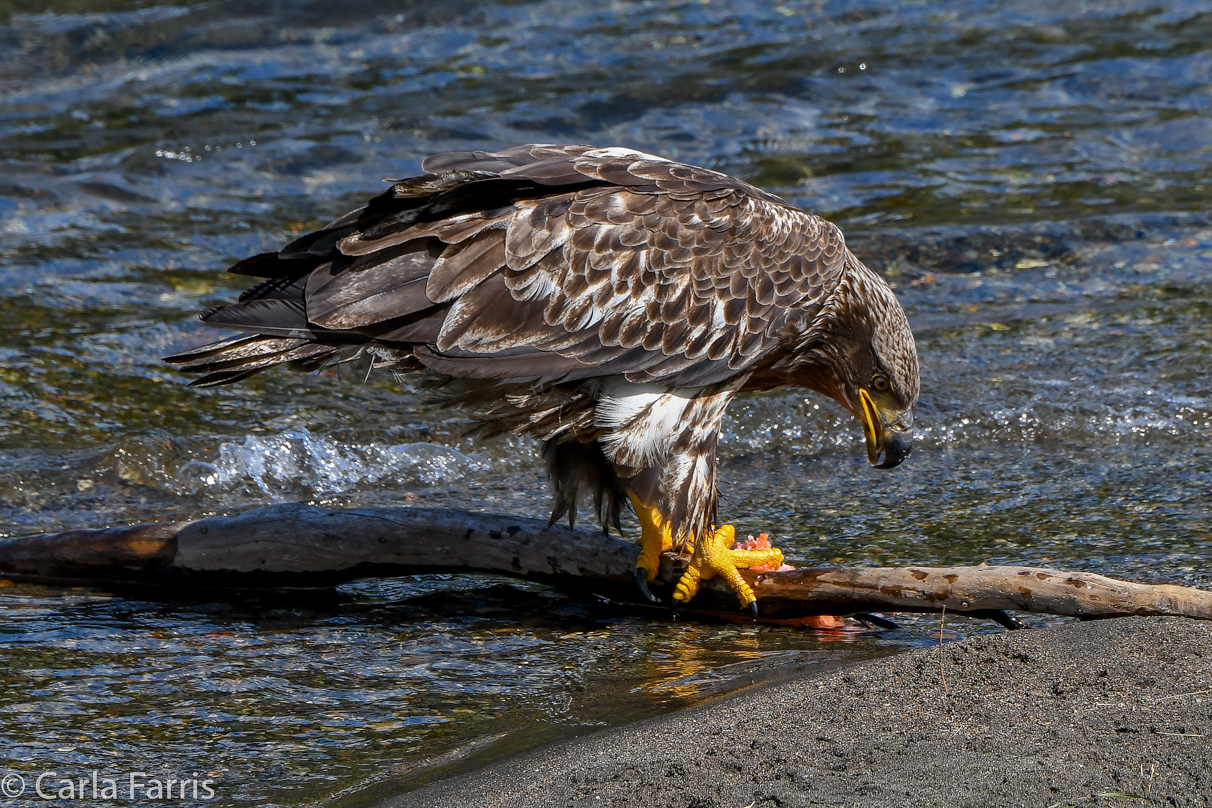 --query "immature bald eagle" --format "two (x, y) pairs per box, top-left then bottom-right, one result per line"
(167, 144), (918, 615)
